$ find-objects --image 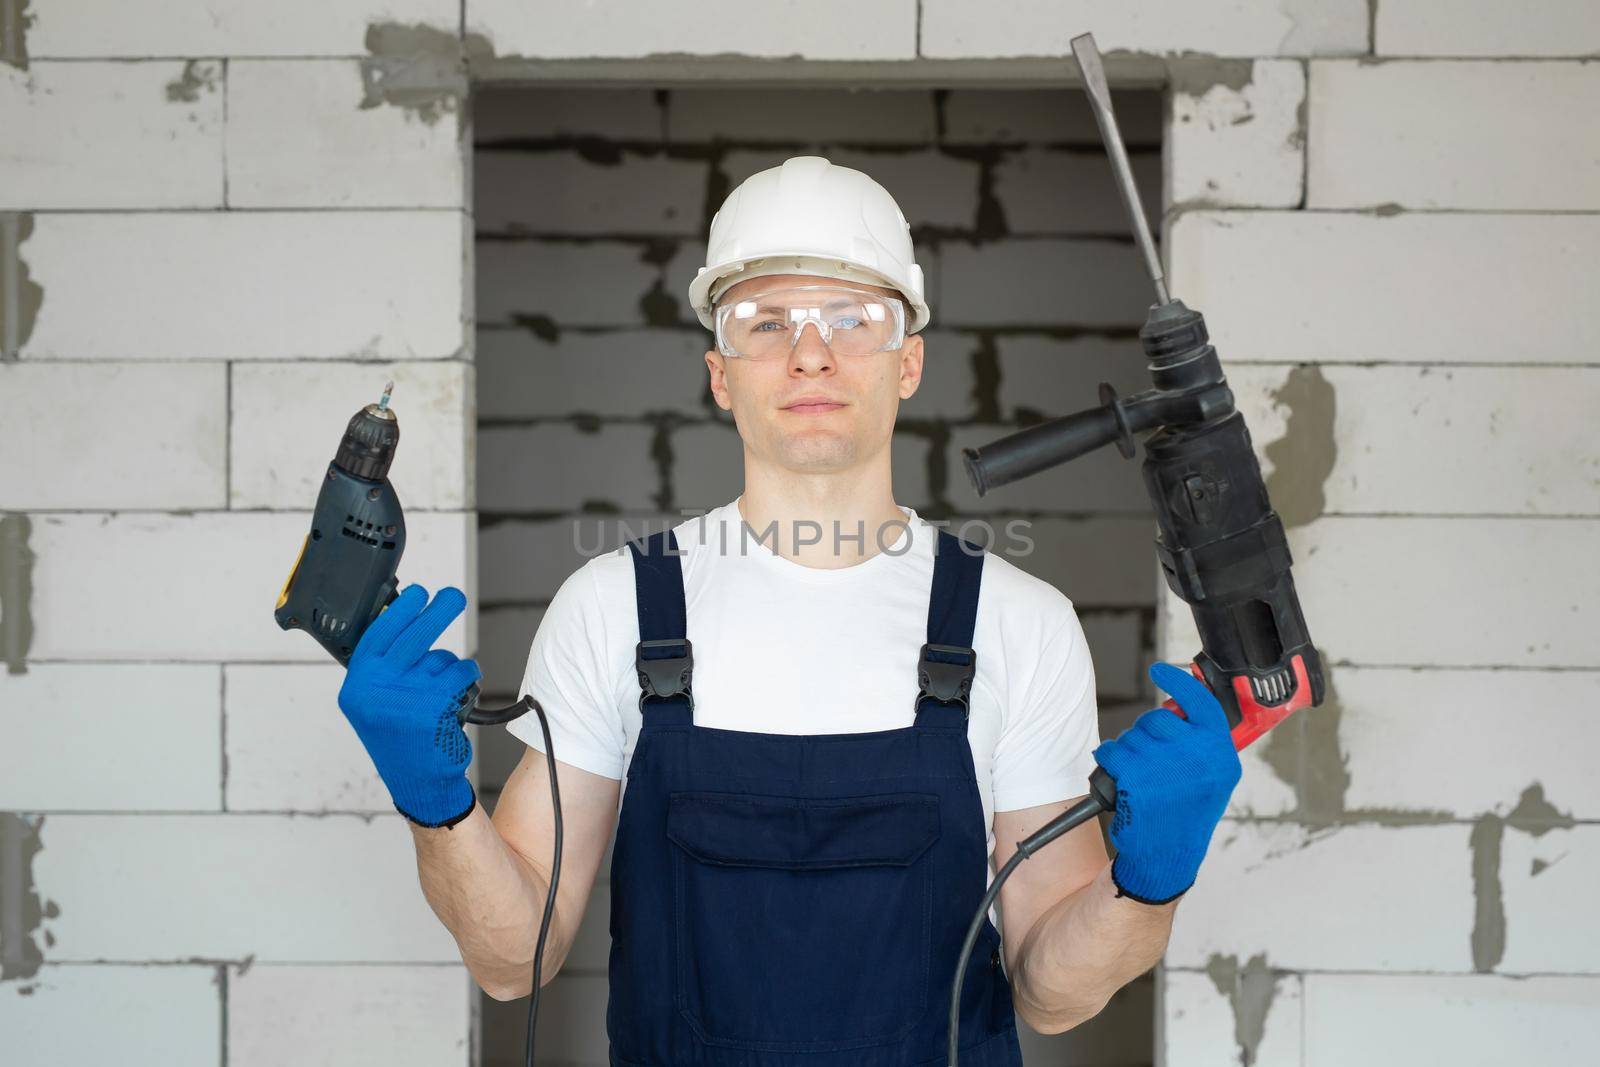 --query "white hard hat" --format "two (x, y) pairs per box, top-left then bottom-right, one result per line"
(688, 156), (930, 334)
